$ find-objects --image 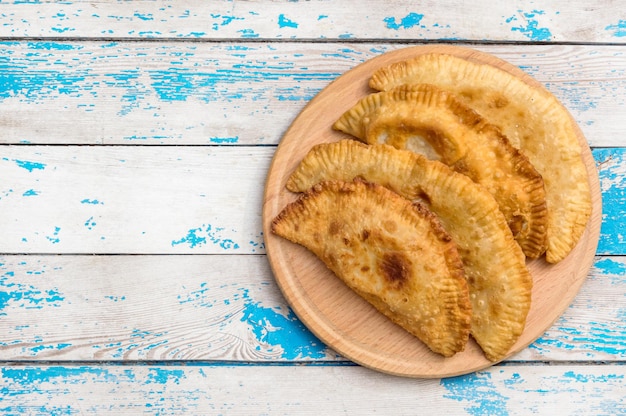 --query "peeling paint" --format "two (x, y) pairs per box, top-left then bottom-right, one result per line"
(593, 148), (626, 254)
(594, 258), (626, 276)
(239, 289), (328, 360)
(278, 14), (298, 29)
(384, 12), (424, 30)
(506, 10), (552, 41)
(605, 20), (626, 37)
(22, 189), (39, 197)
(171, 224), (240, 250)
(441, 371), (509, 415)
